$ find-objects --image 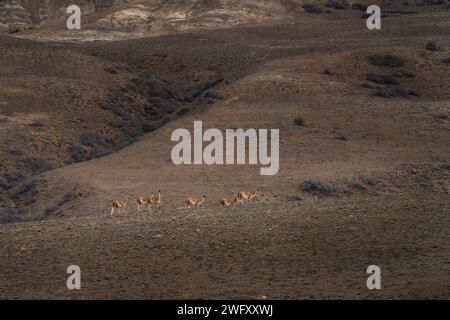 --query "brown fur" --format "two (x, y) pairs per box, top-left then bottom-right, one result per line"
(220, 195), (237, 207)
(111, 197), (128, 215)
(137, 193), (152, 213)
(184, 195), (206, 209)
(237, 188), (257, 204)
